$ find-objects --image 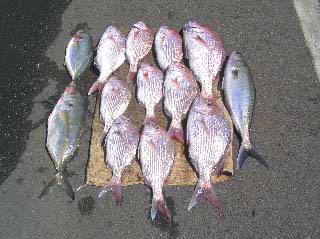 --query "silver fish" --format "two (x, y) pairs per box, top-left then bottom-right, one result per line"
(99, 77), (131, 144)
(65, 29), (93, 81)
(183, 21), (225, 98)
(88, 26), (126, 95)
(98, 115), (140, 206)
(163, 62), (198, 143)
(139, 122), (176, 221)
(136, 63), (164, 124)
(223, 51), (268, 169)
(126, 21), (154, 82)
(40, 82), (86, 200)
(155, 25), (183, 71)
(186, 96), (231, 216)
